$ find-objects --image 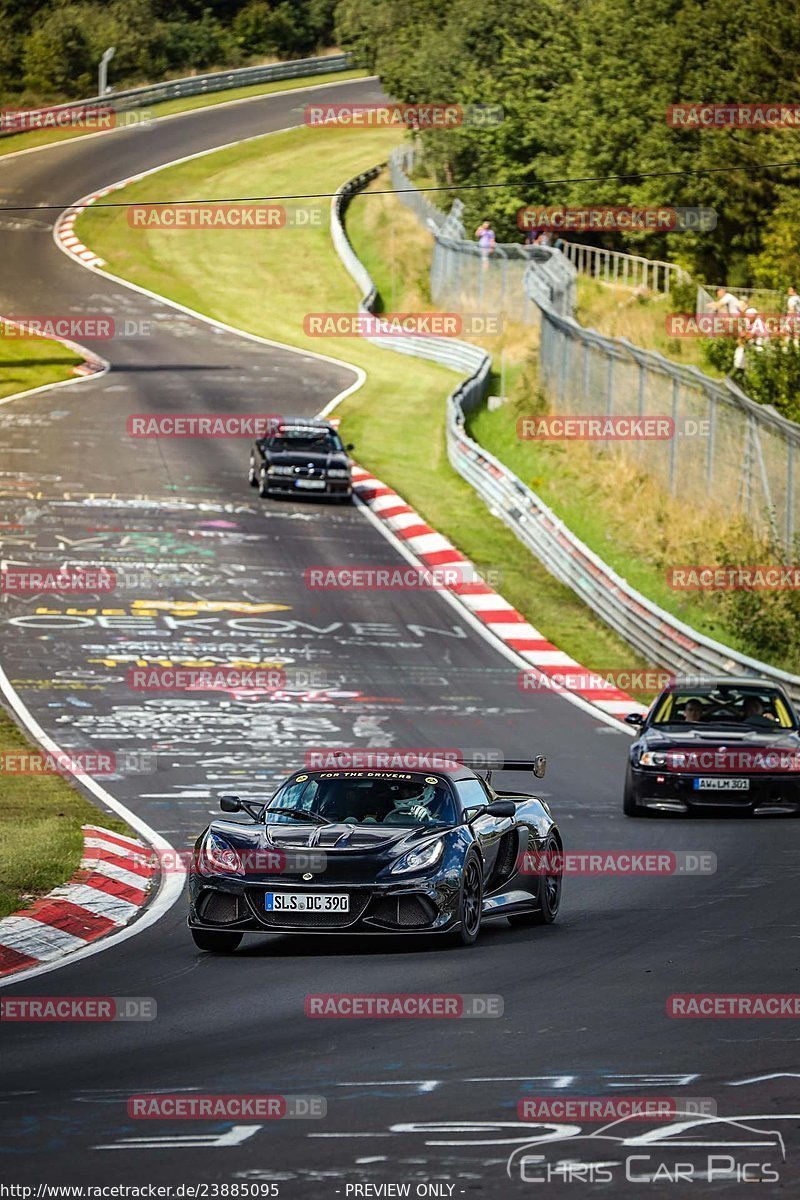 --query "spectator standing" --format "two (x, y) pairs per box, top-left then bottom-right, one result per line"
(475, 219), (496, 269)
(710, 286), (744, 315)
(786, 285), (799, 347)
(732, 336), (747, 381)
